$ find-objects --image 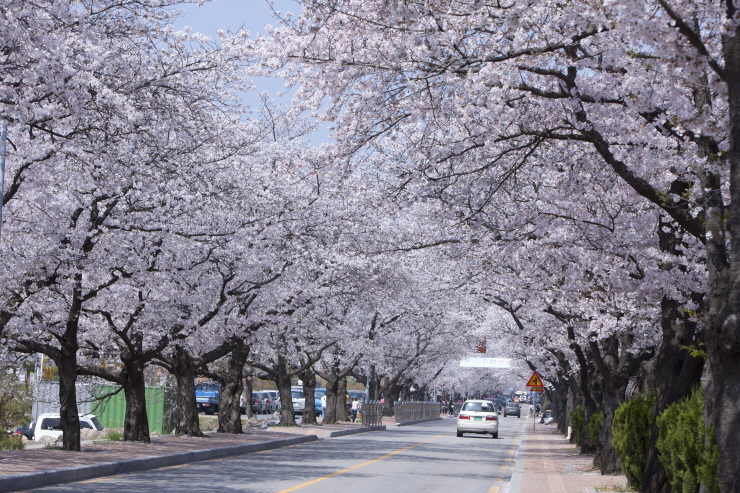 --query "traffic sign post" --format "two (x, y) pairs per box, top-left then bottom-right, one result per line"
(526, 371), (544, 433)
